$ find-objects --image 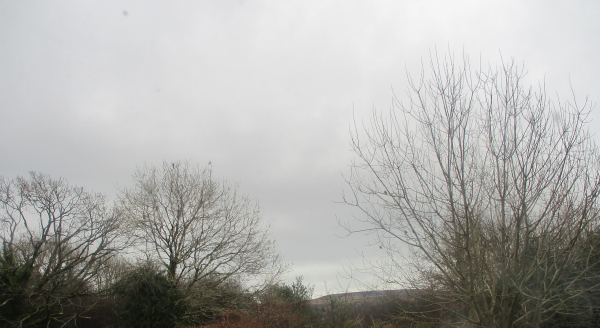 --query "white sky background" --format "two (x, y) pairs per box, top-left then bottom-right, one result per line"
(1, 0), (599, 297)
